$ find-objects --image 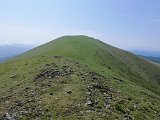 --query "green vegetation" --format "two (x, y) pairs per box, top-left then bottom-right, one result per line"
(0, 35), (160, 120)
